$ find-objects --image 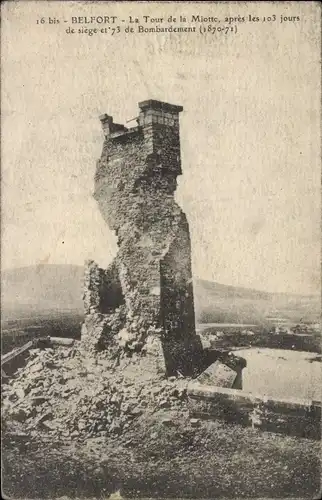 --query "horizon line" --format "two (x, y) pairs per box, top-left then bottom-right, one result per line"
(2, 263), (320, 298)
